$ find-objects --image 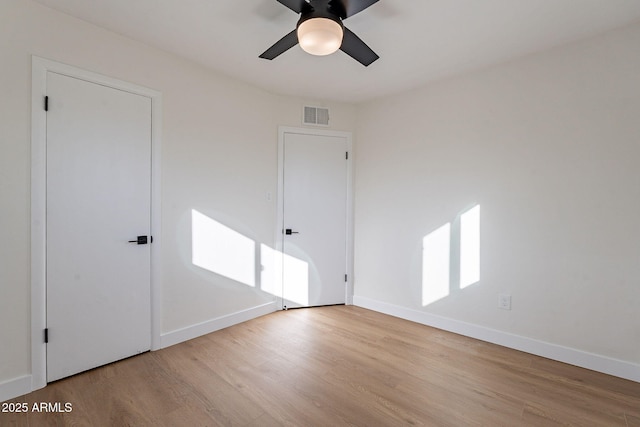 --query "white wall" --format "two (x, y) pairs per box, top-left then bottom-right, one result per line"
(354, 22), (640, 371)
(0, 0), (356, 392)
